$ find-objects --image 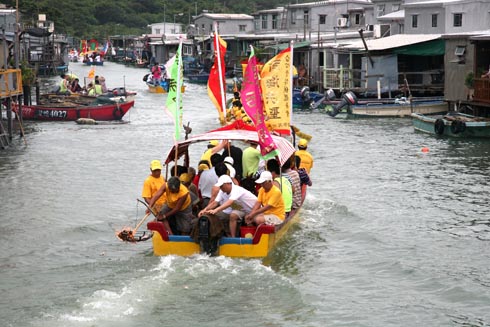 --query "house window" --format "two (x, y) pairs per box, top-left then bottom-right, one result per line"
(412, 15), (418, 28)
(319, 14), (326, 25)
(291, 10), (296, 25)
(272, 14), (278, 29)
(432, 14), (438, 27)
(453, 13), (462, 27)
(254, 18), (260, 30)
(354, 13), (361, 25)
(239, 25), (246, 32)
(261, 14), (267, 29)
(377, 5), (385, 17)
(392, 4), (400, 12)
(155, 28), (160, 34)
(183, 45), (192, 56)
(303, 10), (309, 27)
(454, 46), (466, 56)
